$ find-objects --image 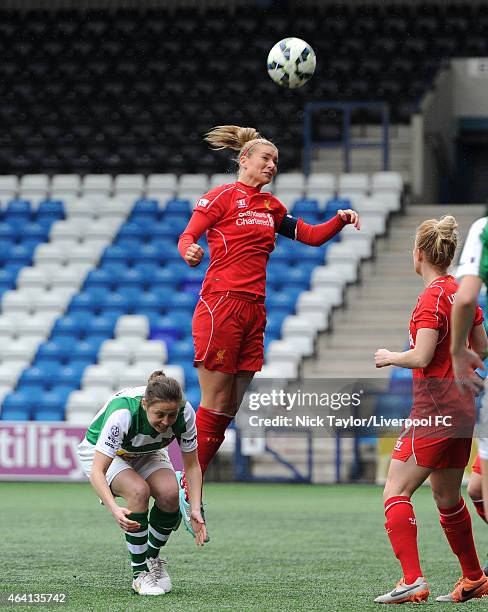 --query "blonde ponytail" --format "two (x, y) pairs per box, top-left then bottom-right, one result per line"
(205, 124), (277, 161)
(416, 215), (458, 269)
